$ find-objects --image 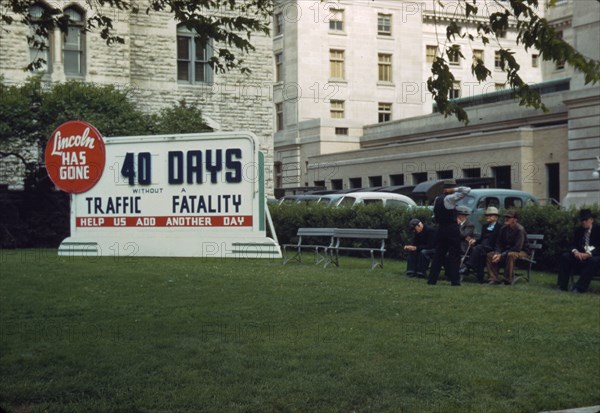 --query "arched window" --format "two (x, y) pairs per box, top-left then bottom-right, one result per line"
(28, 3), (52, 73)
(63, 6), (85, 76)
(177, 25), (213, 84)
